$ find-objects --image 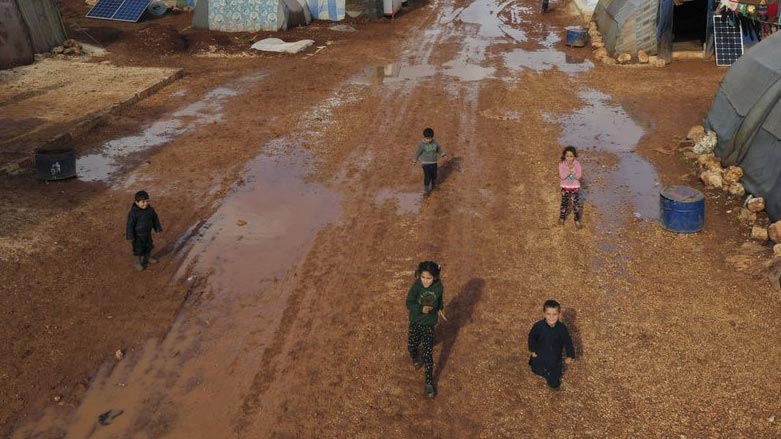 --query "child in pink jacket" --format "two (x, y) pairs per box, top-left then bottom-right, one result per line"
(558, 146), (583, 229)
